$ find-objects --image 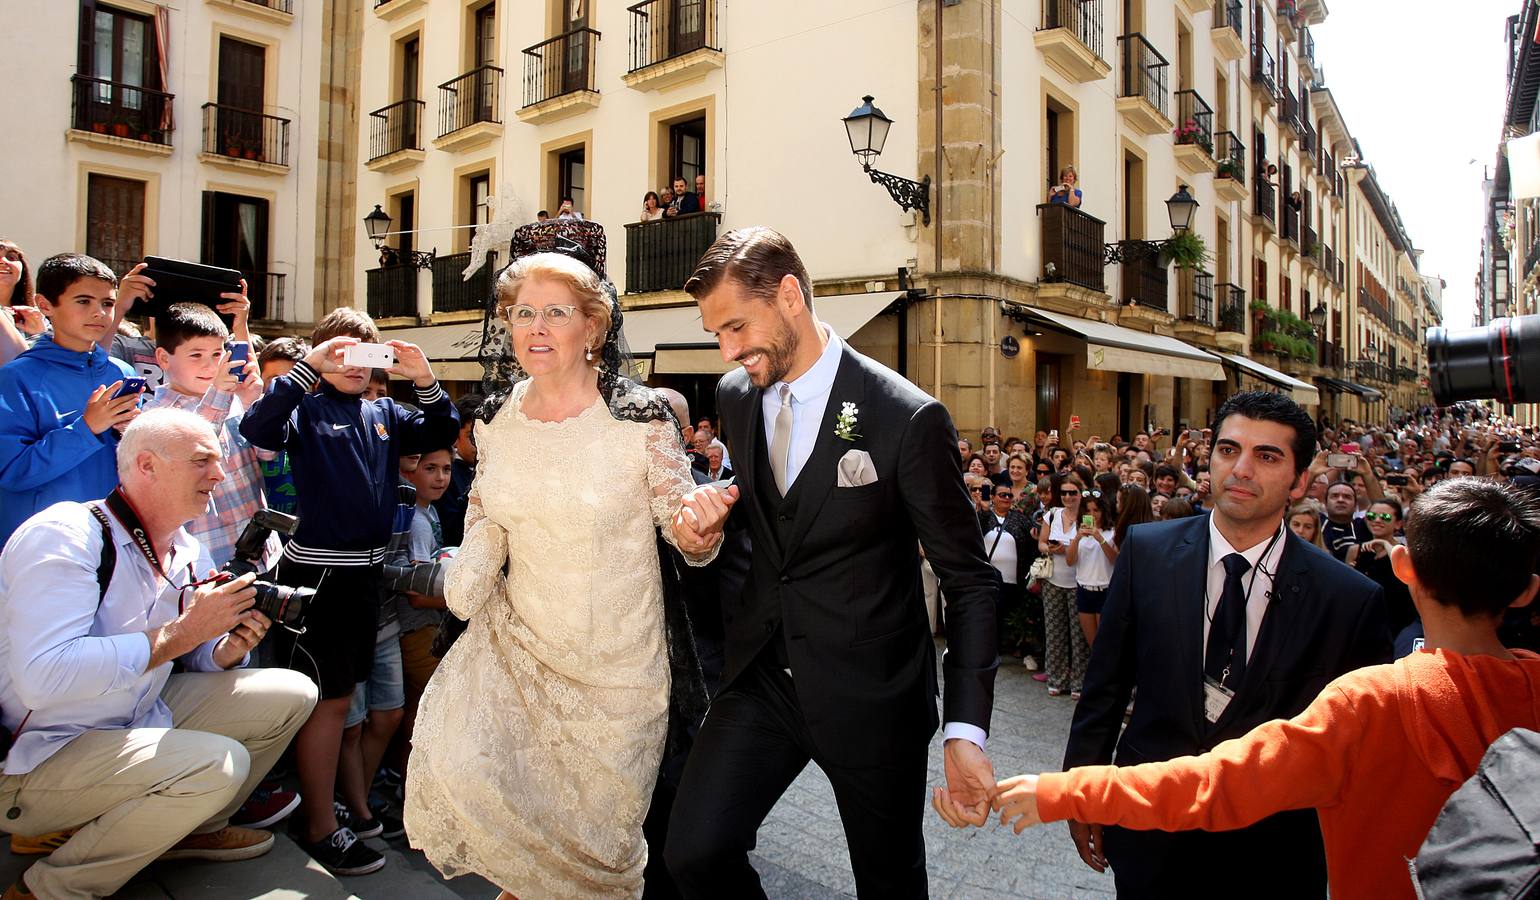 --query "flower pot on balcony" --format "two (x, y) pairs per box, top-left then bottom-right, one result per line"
(112, 123), (130, 137)
(244, 148), (260, 160)
(91, 122), (107, 134)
